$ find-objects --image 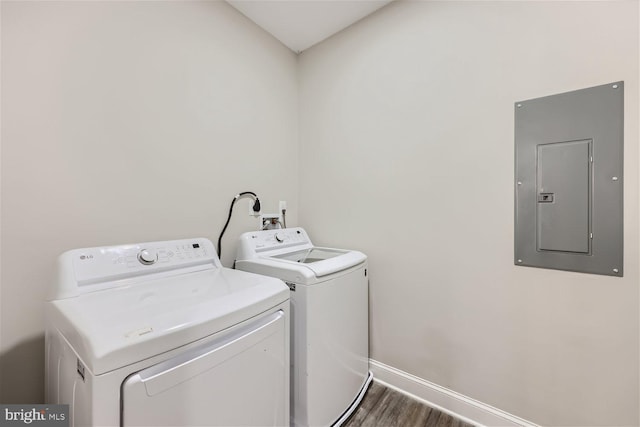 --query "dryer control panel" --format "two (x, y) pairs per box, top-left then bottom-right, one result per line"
(50, 238), (219, 300)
